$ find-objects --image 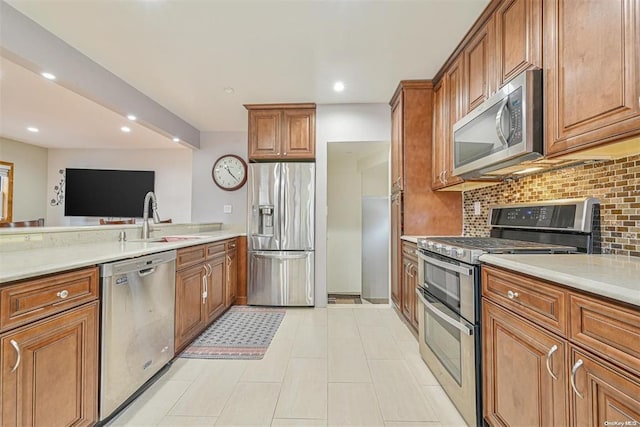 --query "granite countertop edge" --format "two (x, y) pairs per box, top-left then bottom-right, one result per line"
(478, 254), (640, 308)
(0, 230), (246, 284)
(400, 236), (421, 244)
